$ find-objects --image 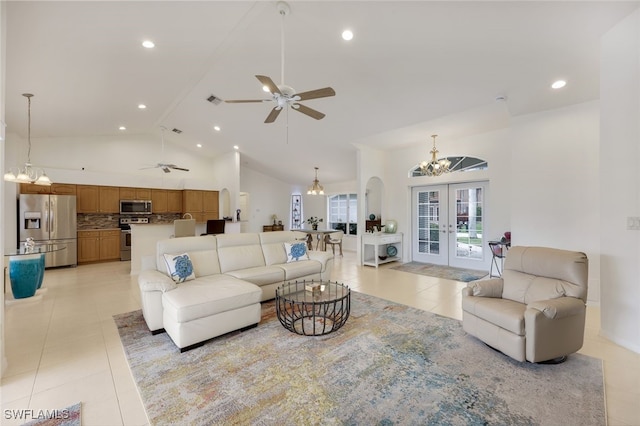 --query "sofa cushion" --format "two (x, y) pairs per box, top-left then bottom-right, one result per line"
(156, 236), (219, 276)
(162, 276), (261, 324)
(216, 233), (266, 272)
(163, 253), (196, 283)
(462, 296), (526, 335)
(277, 259), (322, 281)
(225, 265), (285, 286)
(284, 241), (309, 262)
(259, 231), (299, 265)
